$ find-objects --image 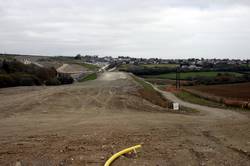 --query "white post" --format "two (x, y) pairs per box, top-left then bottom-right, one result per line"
(173, 103), (179, 110)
